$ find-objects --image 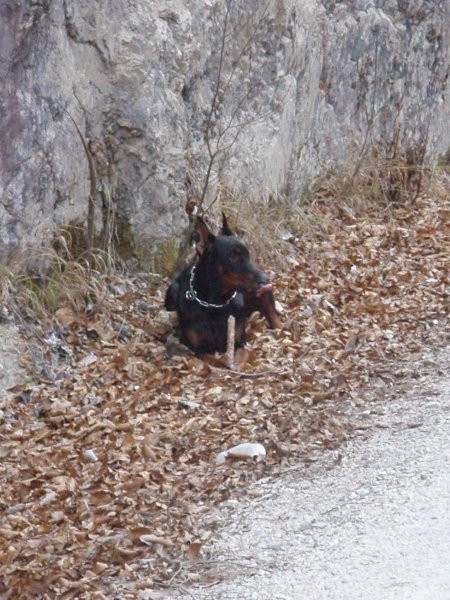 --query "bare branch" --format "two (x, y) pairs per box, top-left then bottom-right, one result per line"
(203, 0), (232, 169)
(176, 1), (273, 269)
